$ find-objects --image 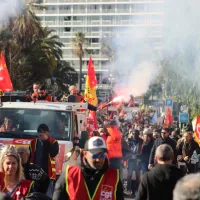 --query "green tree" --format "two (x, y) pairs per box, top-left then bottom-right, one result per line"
(52, 60), (78, 94)
(150, 53), (200, 119)
(0, 1), (63, 90)
(70, 31), (88, 92)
